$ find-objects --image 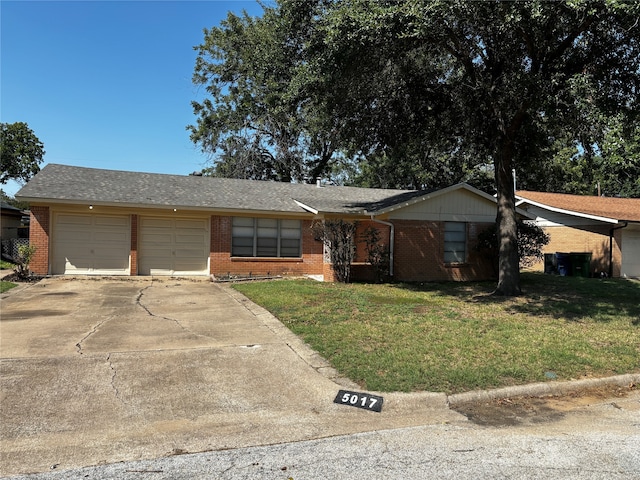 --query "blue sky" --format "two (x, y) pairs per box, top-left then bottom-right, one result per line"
(1, 0), (265, 197)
